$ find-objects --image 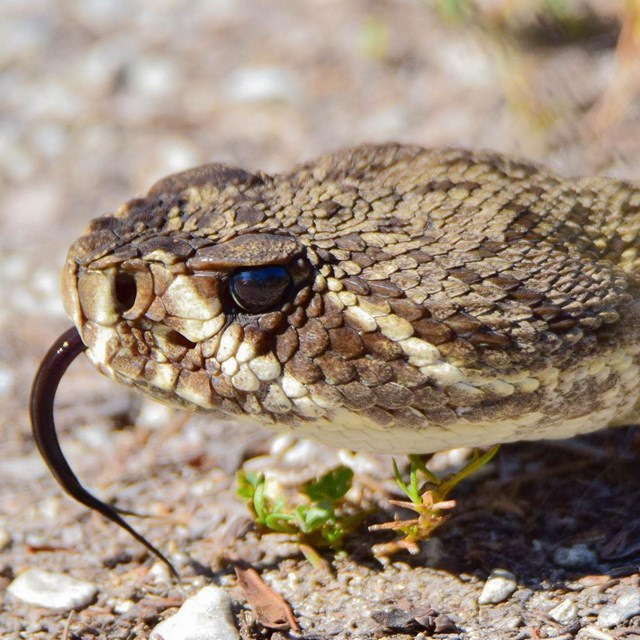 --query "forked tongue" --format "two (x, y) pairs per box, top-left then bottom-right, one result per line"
(30, 327), (178, 578)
